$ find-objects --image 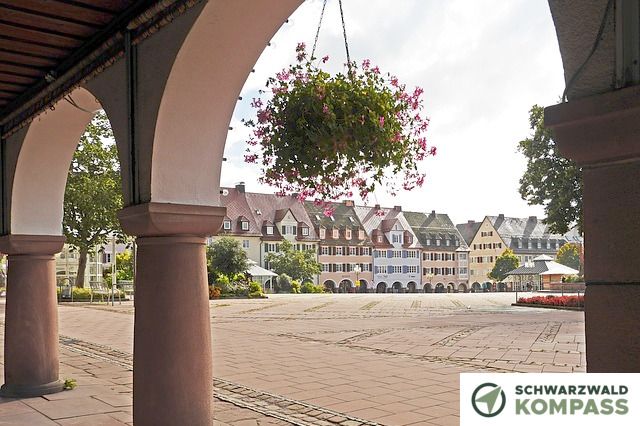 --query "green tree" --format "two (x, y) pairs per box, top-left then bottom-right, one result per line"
(64, 111), (122, 288)
(207, 237), (249, 282)
(518, 105), (583, 234)
(265, 240), (321, 282)
(556, 242), (581, 271)
(488, 249), (520, 282)
(103, 250), (134, 283)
